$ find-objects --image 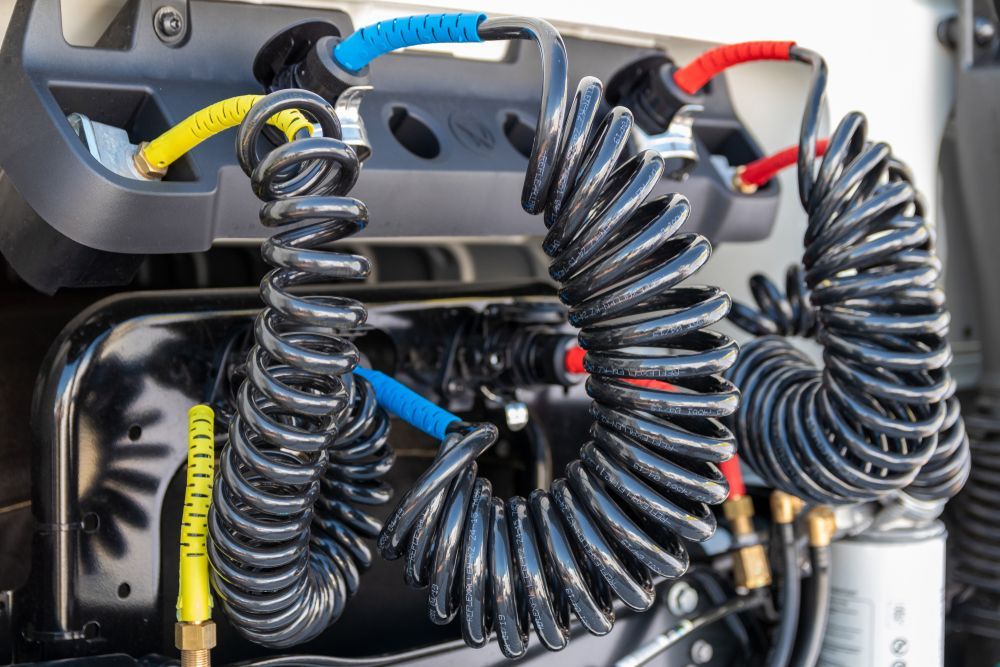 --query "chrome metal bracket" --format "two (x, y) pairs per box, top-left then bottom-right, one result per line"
(334, 85), (374, 163)
(631, 104), (703, 180)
